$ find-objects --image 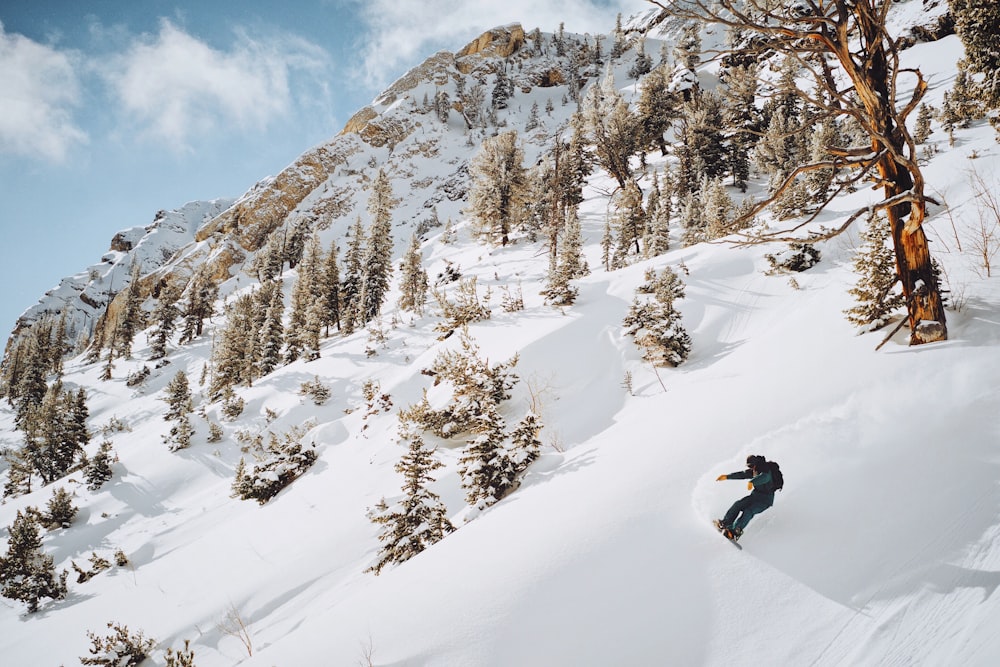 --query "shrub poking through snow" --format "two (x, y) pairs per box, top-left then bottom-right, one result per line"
(765, 242), (821, 274)
(398, 328), (517, 438)
(299, 375), (331, 405)
(231, 424), (317, 504)
(80, 622), (155, 666)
